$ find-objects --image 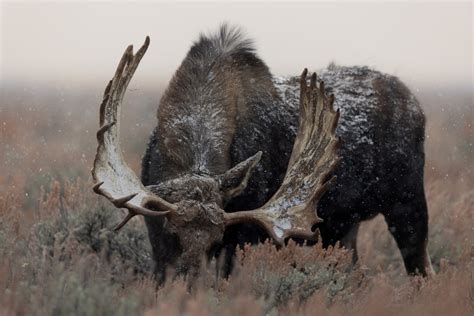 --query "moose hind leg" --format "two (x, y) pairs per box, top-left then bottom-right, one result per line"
(383, 189), (432, 276)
